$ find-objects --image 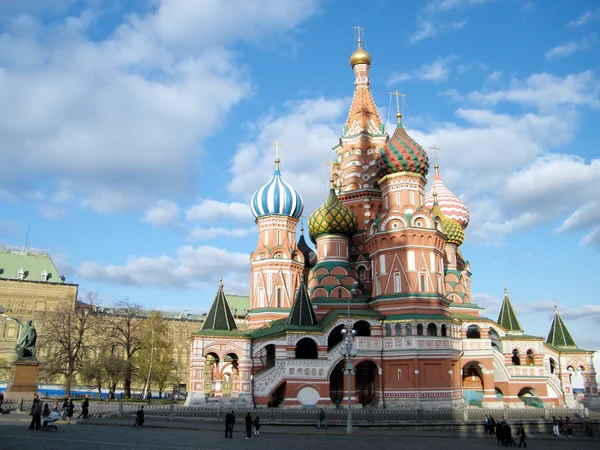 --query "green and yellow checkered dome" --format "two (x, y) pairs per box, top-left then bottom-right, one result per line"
(308, 186), (358, 244)
(431, 193), (464, 246)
